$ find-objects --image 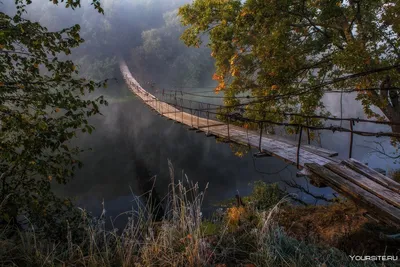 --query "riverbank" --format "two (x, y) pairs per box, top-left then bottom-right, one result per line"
(2, 174), (399, 267)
